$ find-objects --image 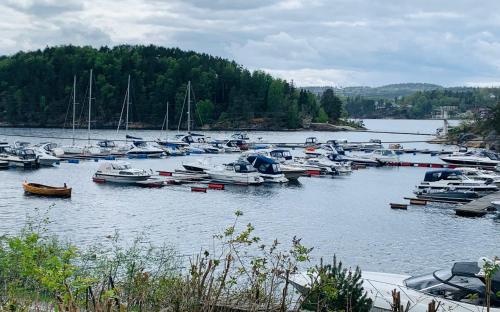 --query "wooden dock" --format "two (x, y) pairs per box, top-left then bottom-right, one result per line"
(455, 192), (499, 217)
